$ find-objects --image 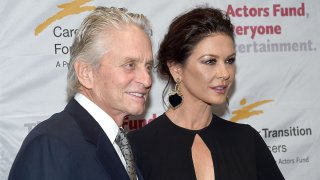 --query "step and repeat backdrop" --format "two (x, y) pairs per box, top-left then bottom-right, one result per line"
(1, 0), (319, 179)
